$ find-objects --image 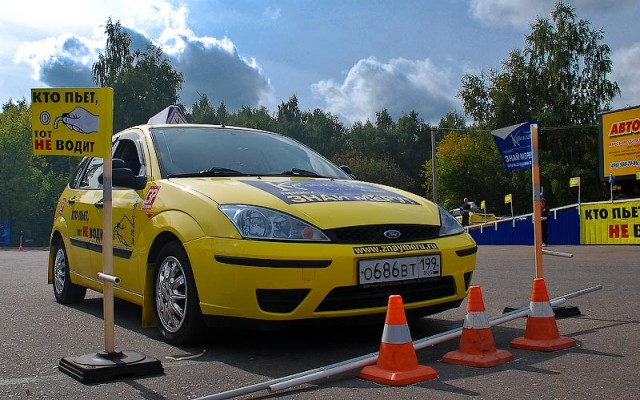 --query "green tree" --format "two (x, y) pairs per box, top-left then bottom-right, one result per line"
(0, 101), (72, 245)
(423, 130), (505, 213)
(299, 109), (346, 160)
(92, 18), (135, 88)
(92, 19), (184, 132)
(276, 95), (304, 141)
(333, 152), (415, 191)
(226, 105), (277, 131)
(190, 94), (218, 124)
(458, 1), (619, 207)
